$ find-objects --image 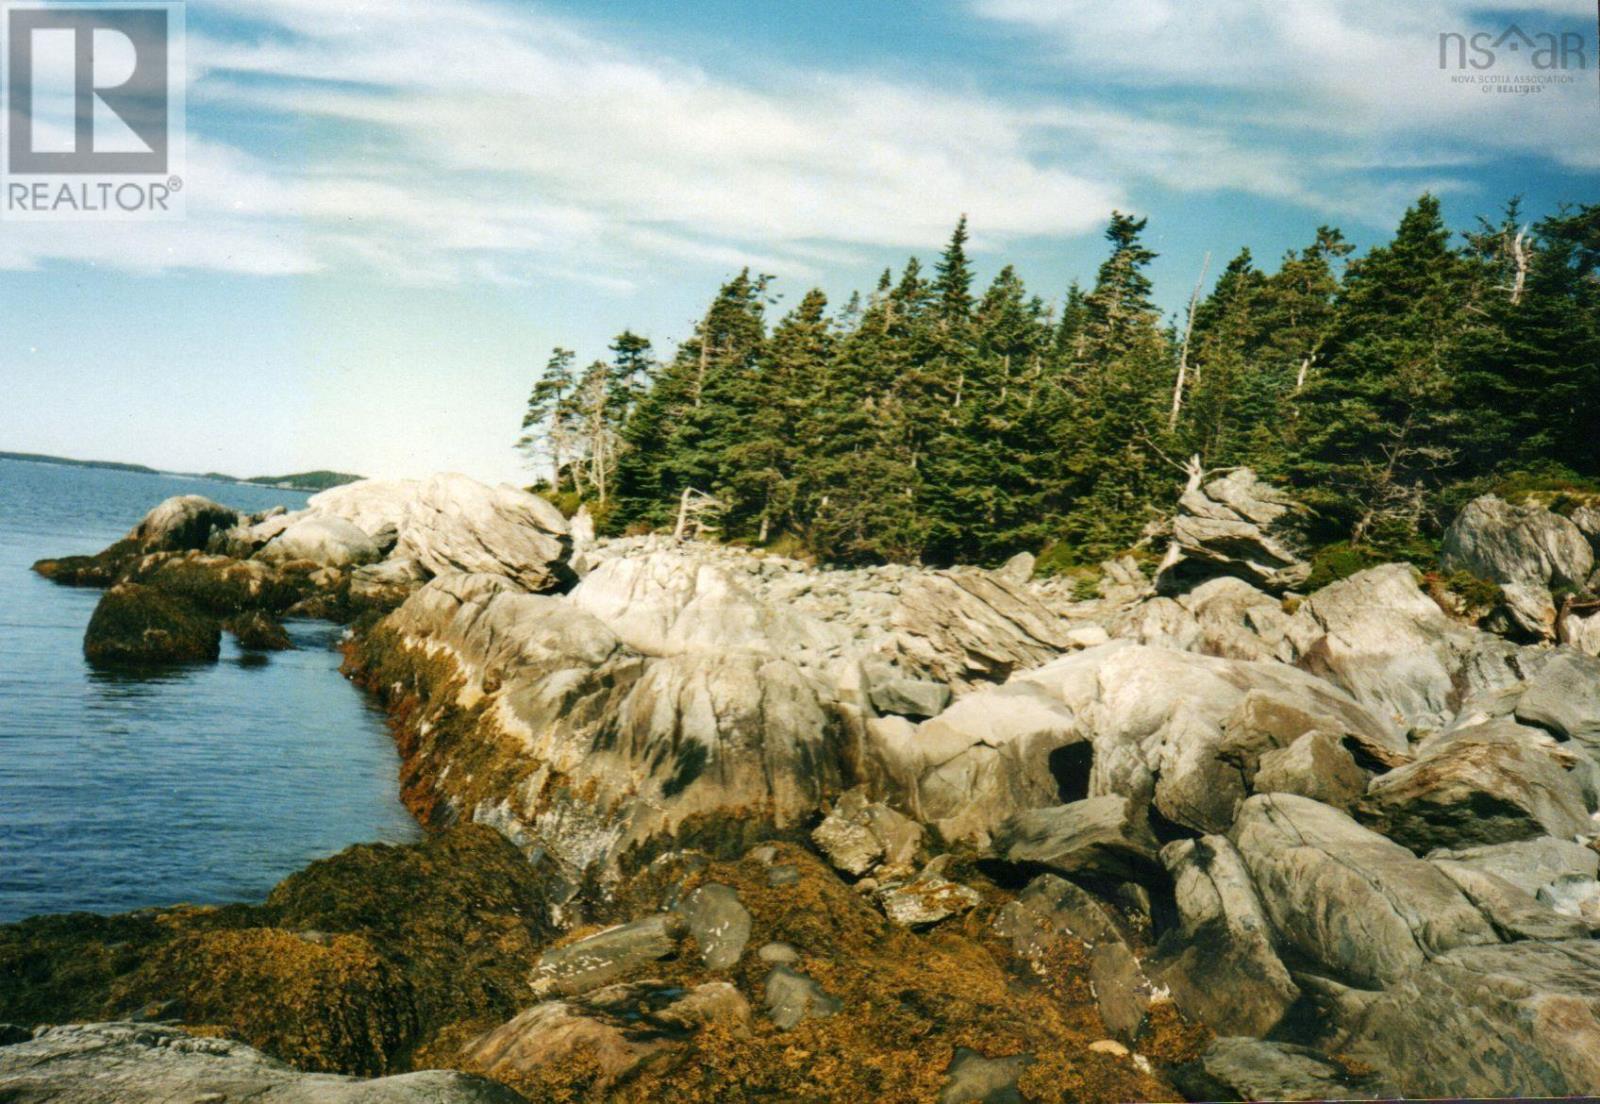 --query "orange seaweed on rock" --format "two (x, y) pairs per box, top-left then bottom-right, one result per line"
(460, 844), (1193, 1103)
(0, 825), (554, 1079)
